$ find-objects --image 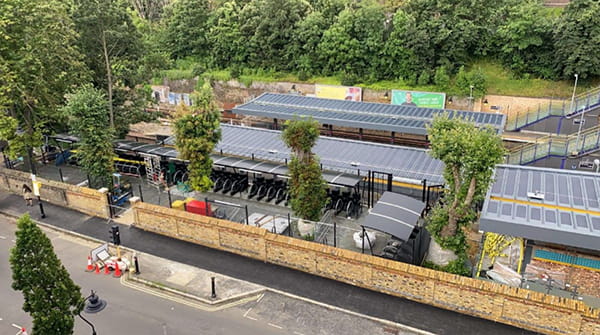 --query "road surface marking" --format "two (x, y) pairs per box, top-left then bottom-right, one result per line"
(0, 235), (6, 239)
(268, 323), (283, 329)
(257, 293), (264, 303)
(11, 240), (15, 243)
(243, 308), (252, 318)
(245, 316), (257, 321)
(293, 332), (305, 335)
